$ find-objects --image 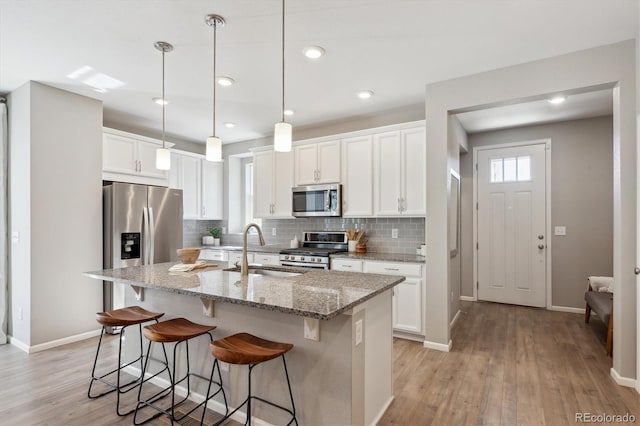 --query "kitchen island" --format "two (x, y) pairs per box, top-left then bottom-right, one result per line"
(84, 262), (404, 425)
